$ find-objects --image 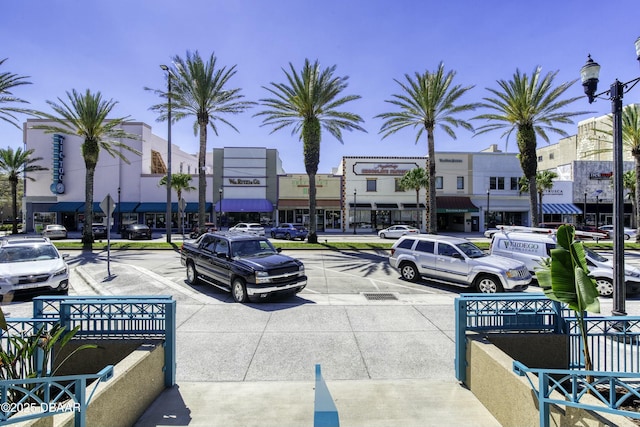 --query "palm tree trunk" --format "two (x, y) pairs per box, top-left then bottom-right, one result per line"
(517, 125), (539, 227)
(303, 119), (320, 243)
(83, 166), (95, 250)
(538, 192), (543, 224)
(426, 128), (437, 233)
(198, 121), (207, 233)
(415, 189), (420, 231)
(10, 177), (18, 234)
